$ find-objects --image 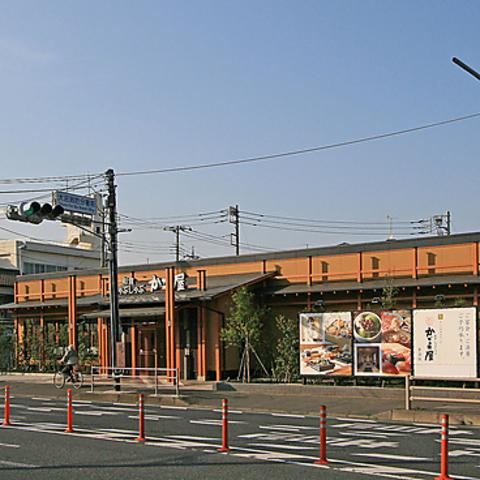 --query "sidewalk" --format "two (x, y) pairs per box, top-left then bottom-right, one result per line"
(1, 374), (479, 425)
